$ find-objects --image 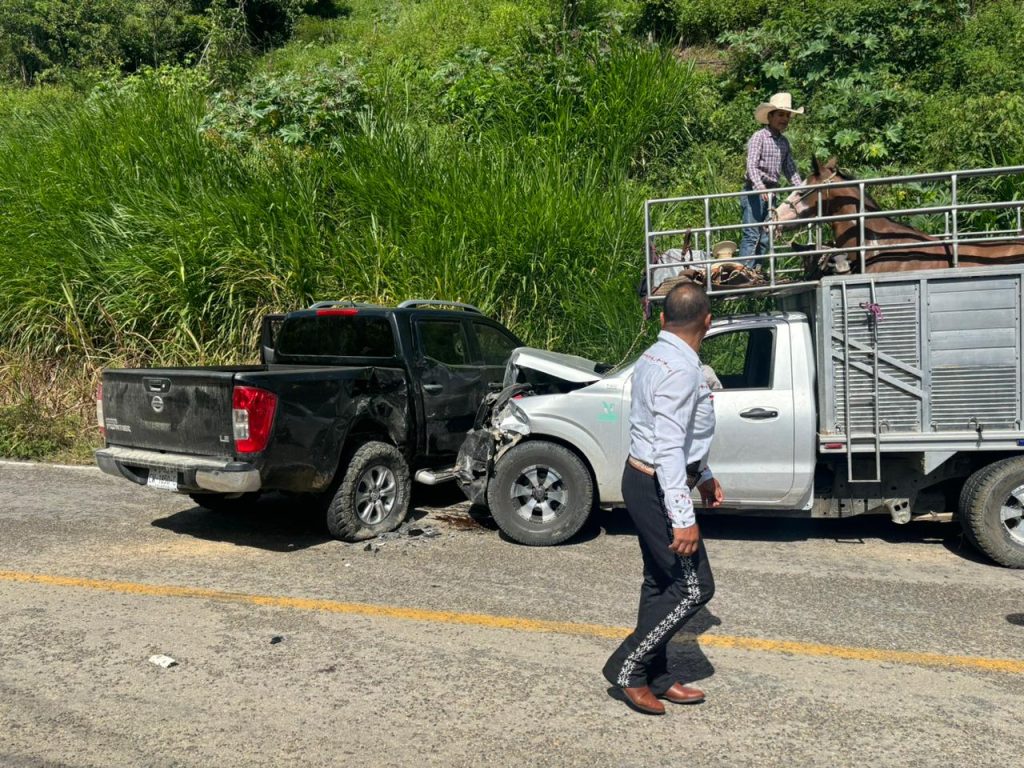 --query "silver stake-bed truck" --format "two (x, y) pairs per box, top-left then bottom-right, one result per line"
(457, 265), (1024, 567)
